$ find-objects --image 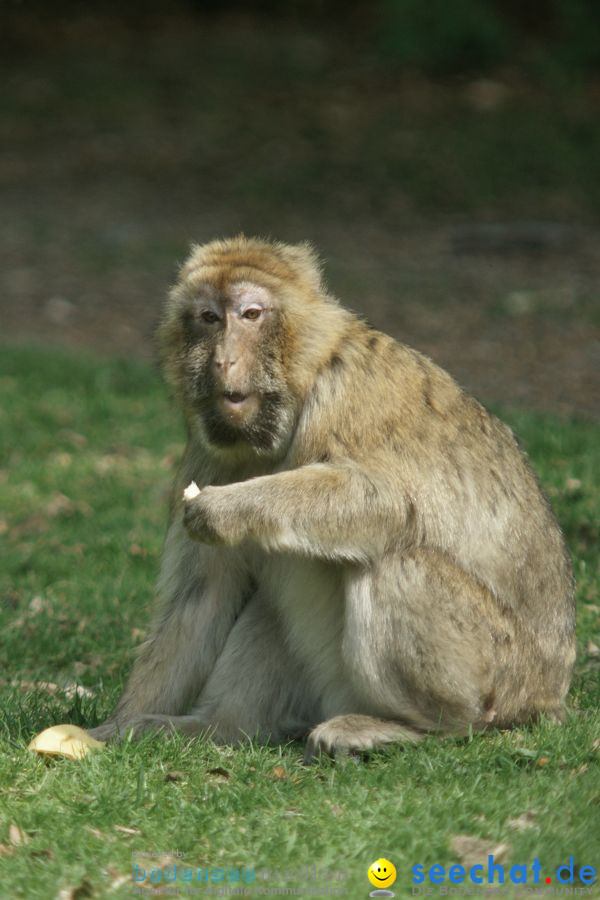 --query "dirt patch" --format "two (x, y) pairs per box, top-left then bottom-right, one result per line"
(1, 11), (598, 417)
